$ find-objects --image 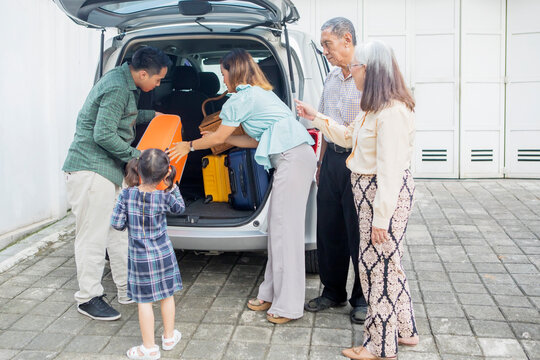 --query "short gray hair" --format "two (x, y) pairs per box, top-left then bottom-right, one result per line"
(321, 17), (357, 46)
